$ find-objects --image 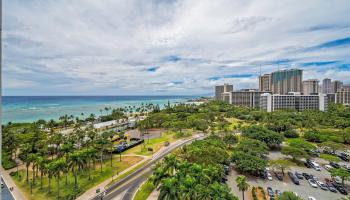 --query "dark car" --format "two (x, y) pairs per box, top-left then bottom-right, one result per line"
(274, 172), (283, 181)
(339, 153), (350, 162)
(330, 161), (340, 169)
(295, 172), (303, 179)
(304, 161), (311, 168)
(325, 182), (337, 193)
(267, 187), (274, 198)
(288, 171), (300, 185)
(302, 172), (311, 180)
(333, 183), (348, 195)
(224, 165), (230, 175)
